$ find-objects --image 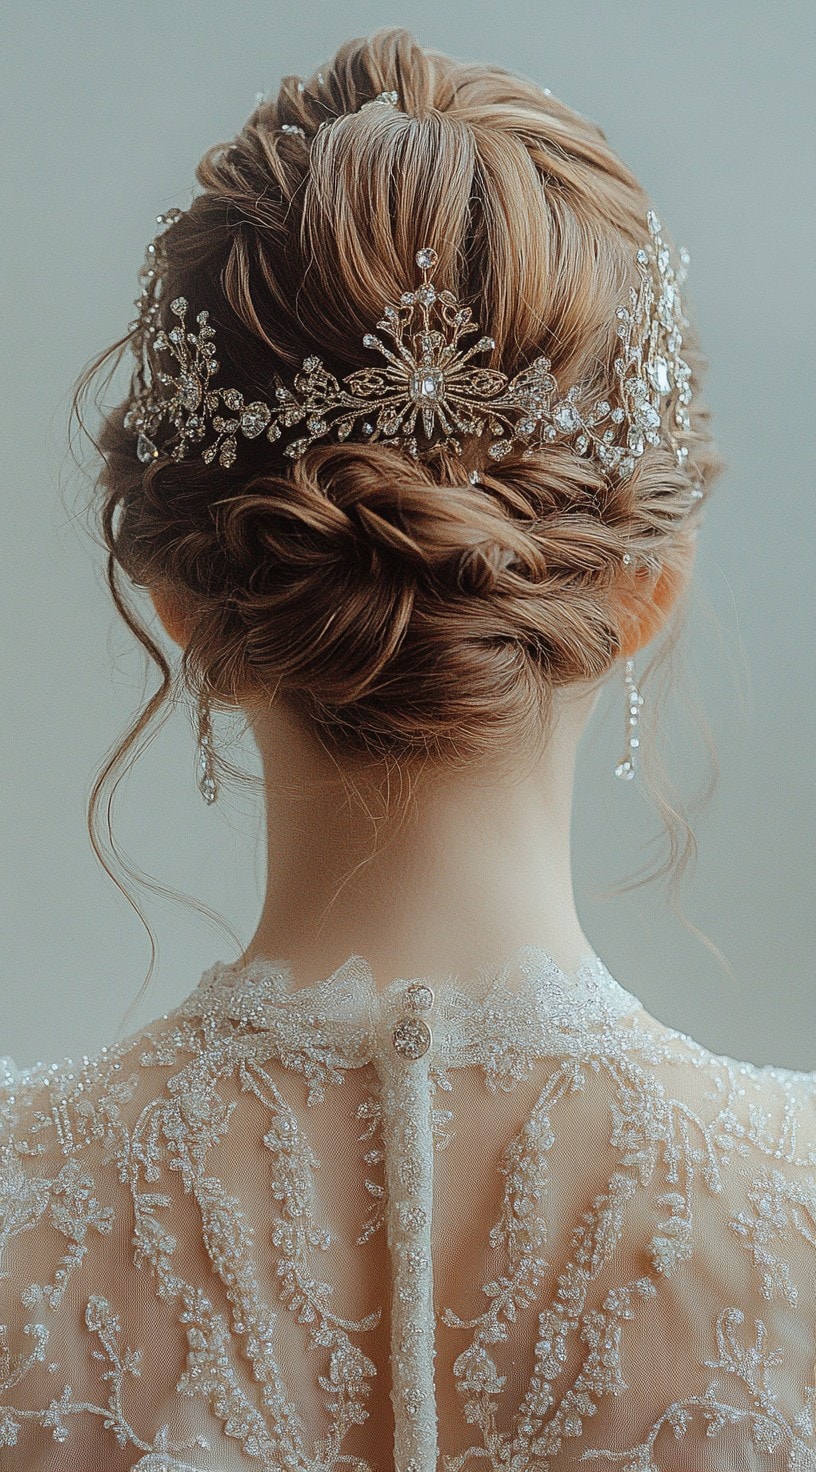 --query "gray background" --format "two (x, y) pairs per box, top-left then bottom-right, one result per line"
(1, 1), (814, 1070)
